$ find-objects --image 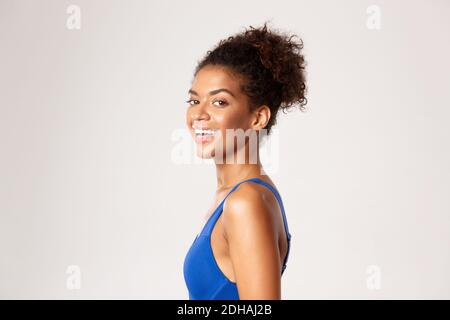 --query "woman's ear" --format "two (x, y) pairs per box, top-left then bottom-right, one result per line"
(252, 105), (271, 130)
